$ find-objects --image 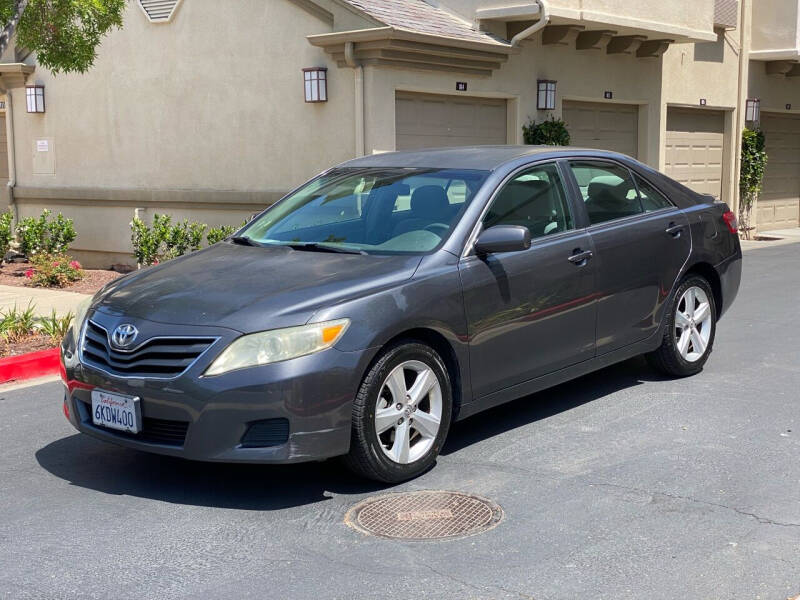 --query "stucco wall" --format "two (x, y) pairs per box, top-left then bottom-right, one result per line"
(749, 61), (800, 111)
(9, 0), (356, 265)
(13, 0), (354, 192)
(750, 0), (799, 54)
(362, 35), (664, 167)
